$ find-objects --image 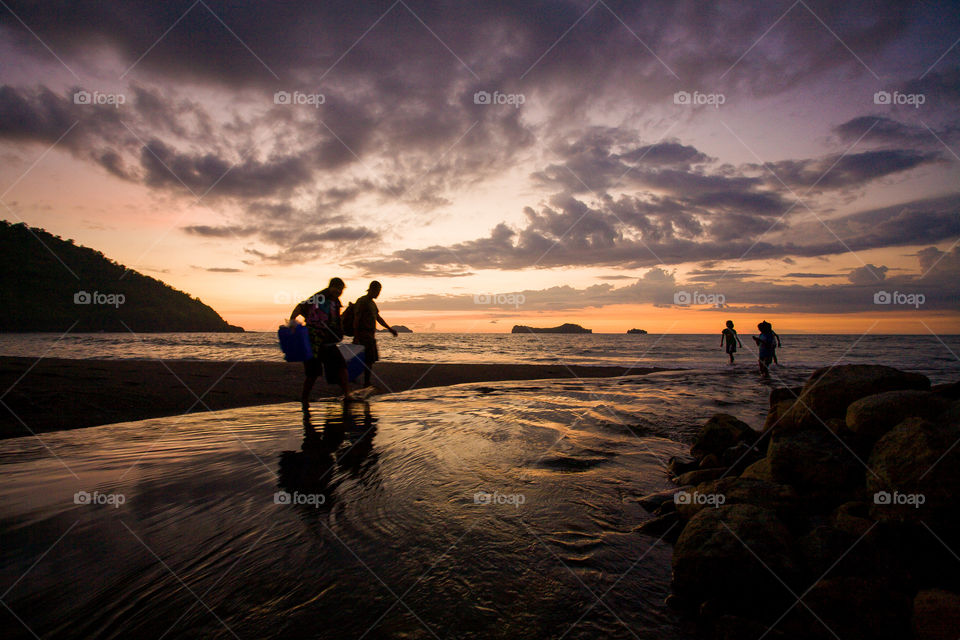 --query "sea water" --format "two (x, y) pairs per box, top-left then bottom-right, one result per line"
(1, 332), (958, 384)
